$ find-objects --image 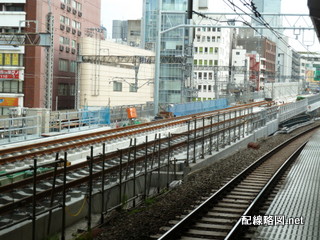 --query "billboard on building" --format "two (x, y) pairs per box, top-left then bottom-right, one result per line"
(0, 70), (20, 79)
(0, 97), (19, 107)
